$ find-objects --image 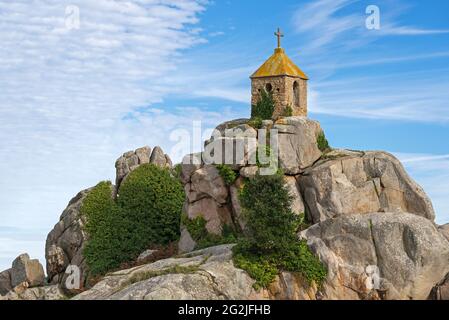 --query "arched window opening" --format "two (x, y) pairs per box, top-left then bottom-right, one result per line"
(265, 83), (273, 92)
(293, 81), (300, 108)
